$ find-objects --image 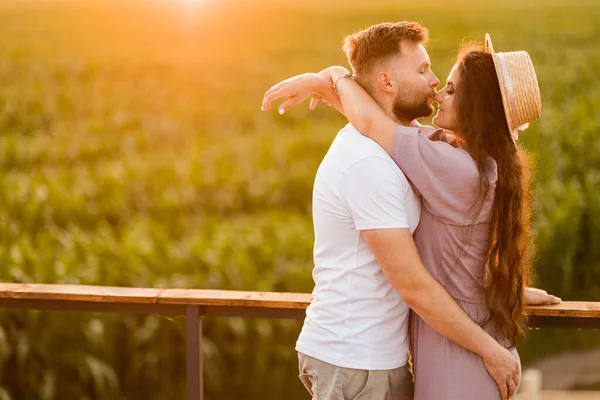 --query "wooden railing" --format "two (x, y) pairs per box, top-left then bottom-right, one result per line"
(1, 283), (599, 400)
